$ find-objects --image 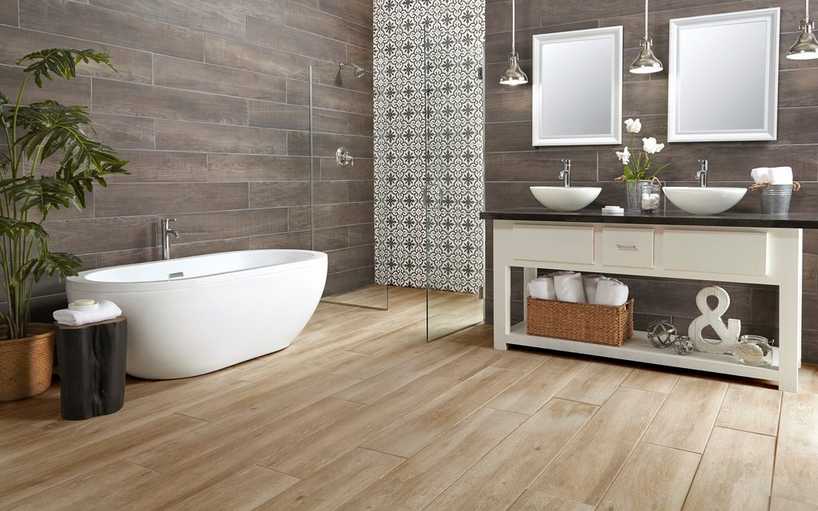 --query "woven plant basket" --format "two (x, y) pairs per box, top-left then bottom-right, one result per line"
(0, 324), (55, 401)
(527, 298), (634, 346)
